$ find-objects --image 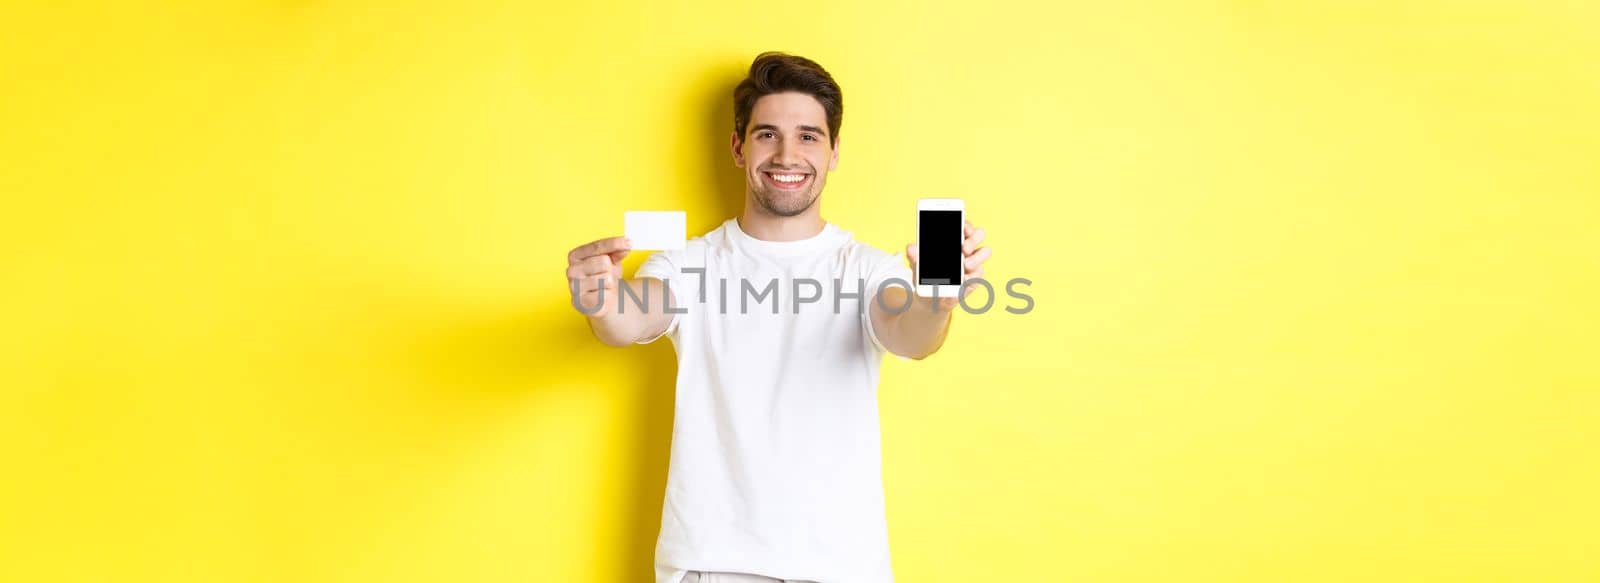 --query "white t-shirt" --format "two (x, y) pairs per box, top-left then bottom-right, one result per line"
(635, 218), (912, 583)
